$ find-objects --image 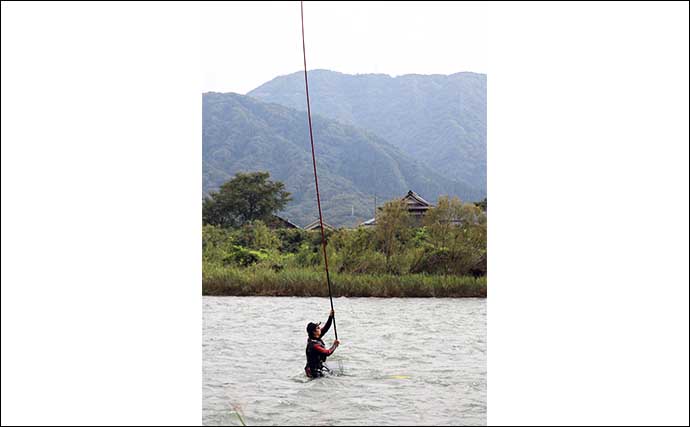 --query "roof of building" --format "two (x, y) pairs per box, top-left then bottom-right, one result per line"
(402, 190), (433, 207)
(267, 215), (301, 229)
(359, 217), (376, 227)
(303, 219), (336, 231)
(359, 190), (435, 227)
